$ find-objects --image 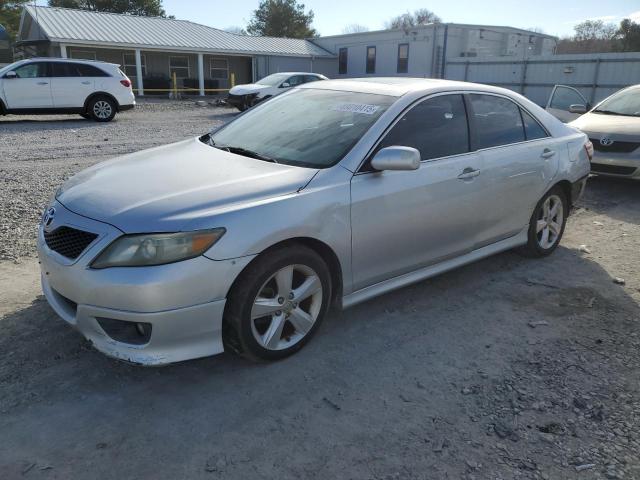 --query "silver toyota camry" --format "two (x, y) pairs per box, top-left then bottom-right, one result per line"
(38, 78), (591, 365)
